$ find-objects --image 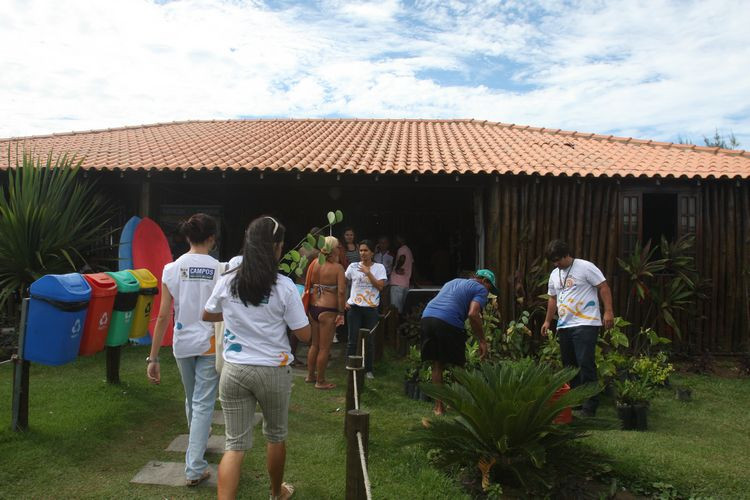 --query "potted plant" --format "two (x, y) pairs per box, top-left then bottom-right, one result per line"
(615, 378), (654, 431)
